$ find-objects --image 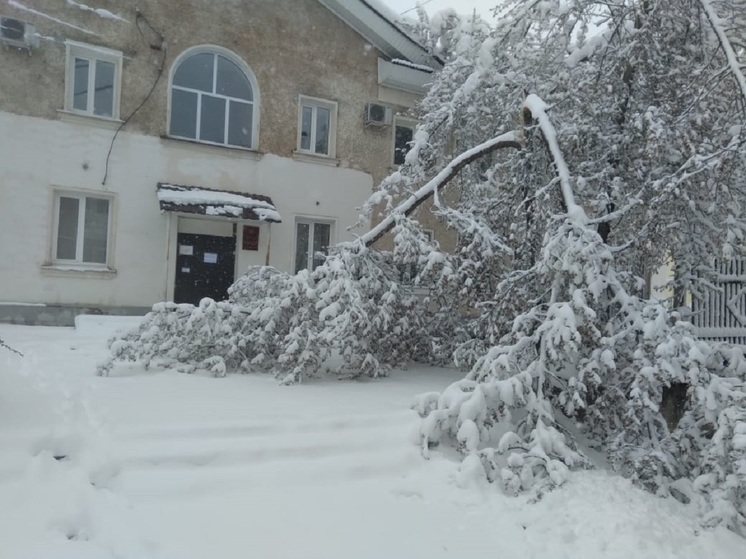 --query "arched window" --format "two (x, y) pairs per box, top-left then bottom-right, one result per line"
(169, 47), (258, 149)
